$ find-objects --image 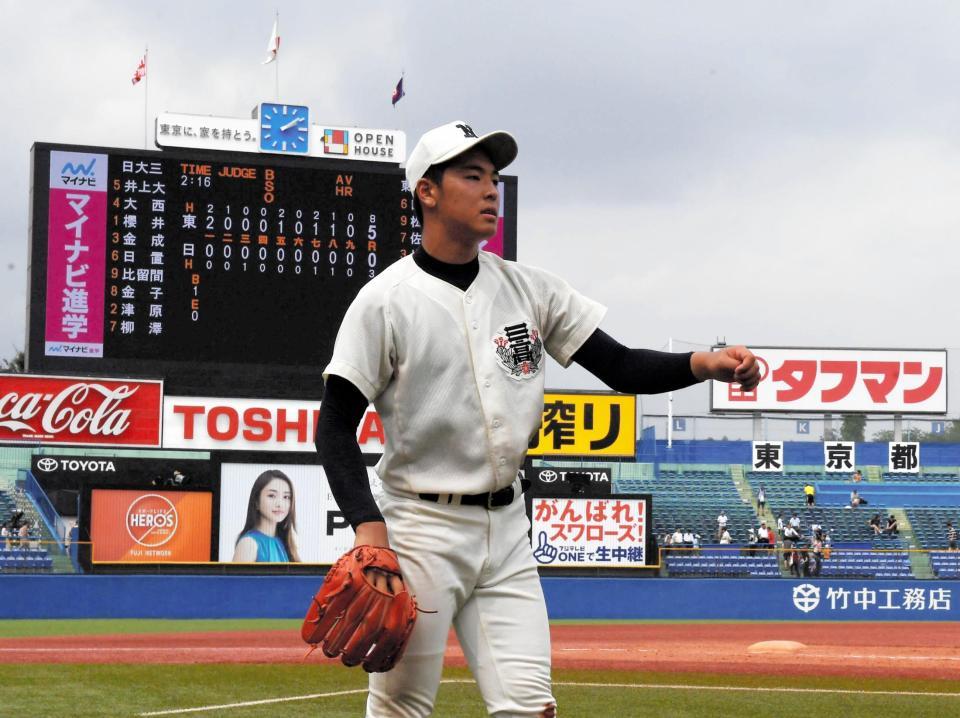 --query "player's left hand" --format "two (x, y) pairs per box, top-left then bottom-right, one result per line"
(694, 346), (760, 391)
